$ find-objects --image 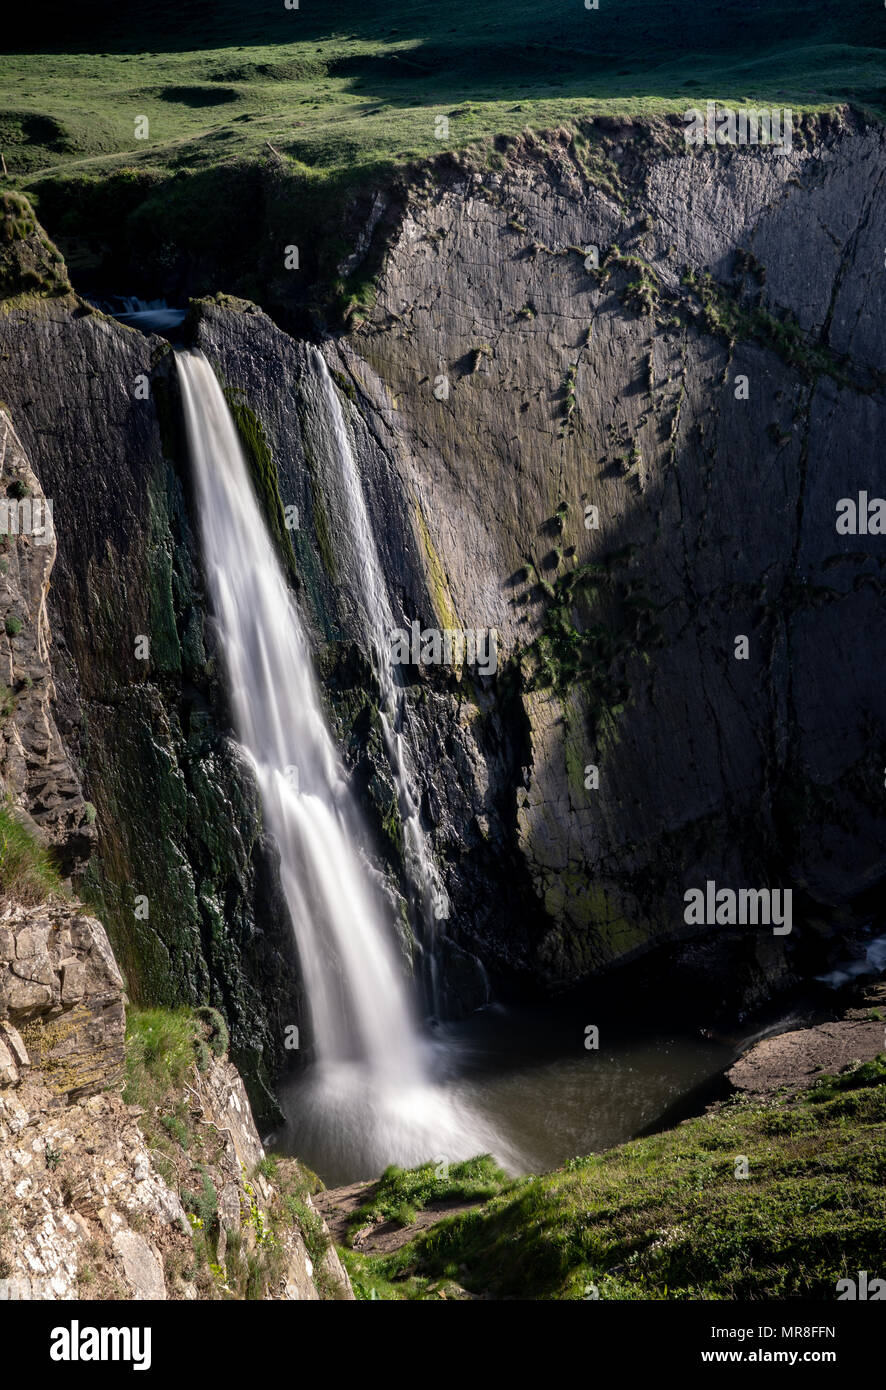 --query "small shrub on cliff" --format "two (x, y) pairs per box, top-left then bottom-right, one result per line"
(331, 369), (357, 403)
(195, 1005), (230, 1059)
(0, 804), (63, 905)
(125, 1008), (203, 1085)
(623, 275), (659, 316)
(334, 269), (377, 329)
(183, 1170), (219, 1233)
